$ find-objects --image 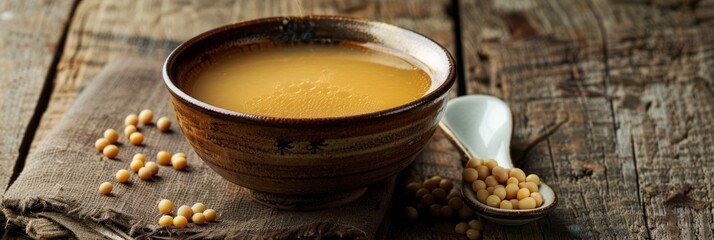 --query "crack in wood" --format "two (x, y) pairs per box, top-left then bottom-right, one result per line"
(450, 0), (466, 96)
(7, 0), (81, 190)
